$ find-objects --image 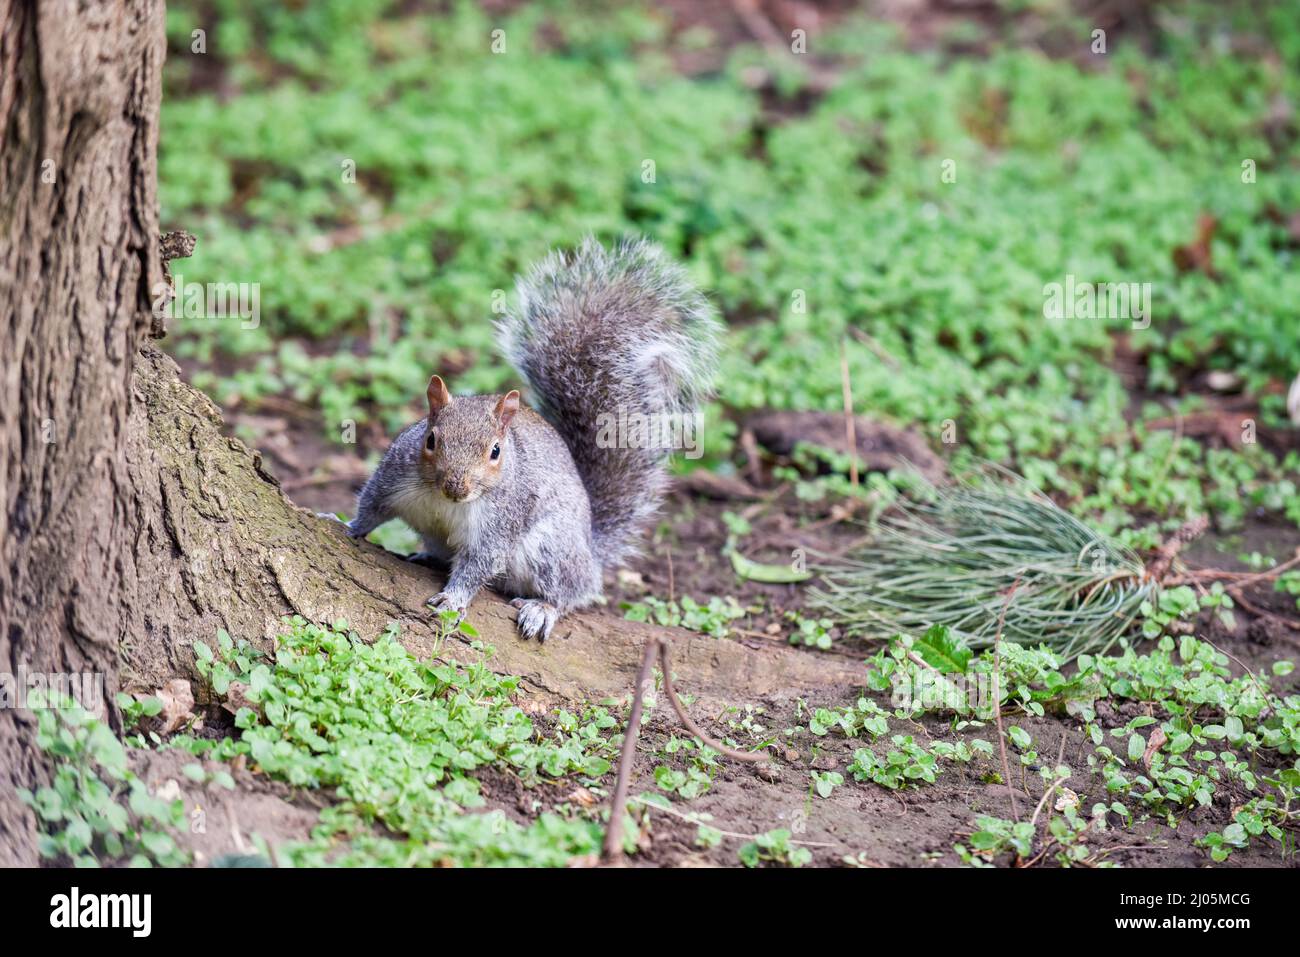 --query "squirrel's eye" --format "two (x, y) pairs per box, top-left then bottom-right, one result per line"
(490, 443), (501, 461)
(425, 432), (437, 452)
